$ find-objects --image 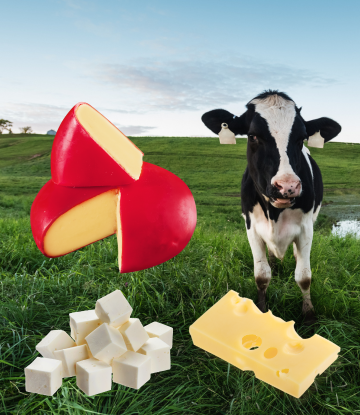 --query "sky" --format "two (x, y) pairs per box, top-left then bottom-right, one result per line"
(1, 0), (360, 142)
